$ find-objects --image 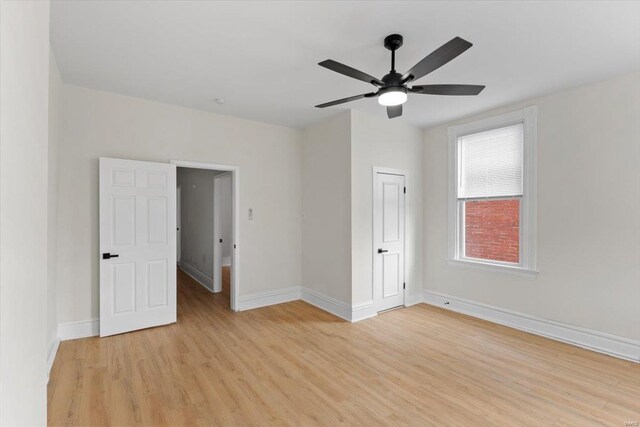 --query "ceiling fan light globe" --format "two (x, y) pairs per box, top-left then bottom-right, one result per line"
(378, 89), (407, 106)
